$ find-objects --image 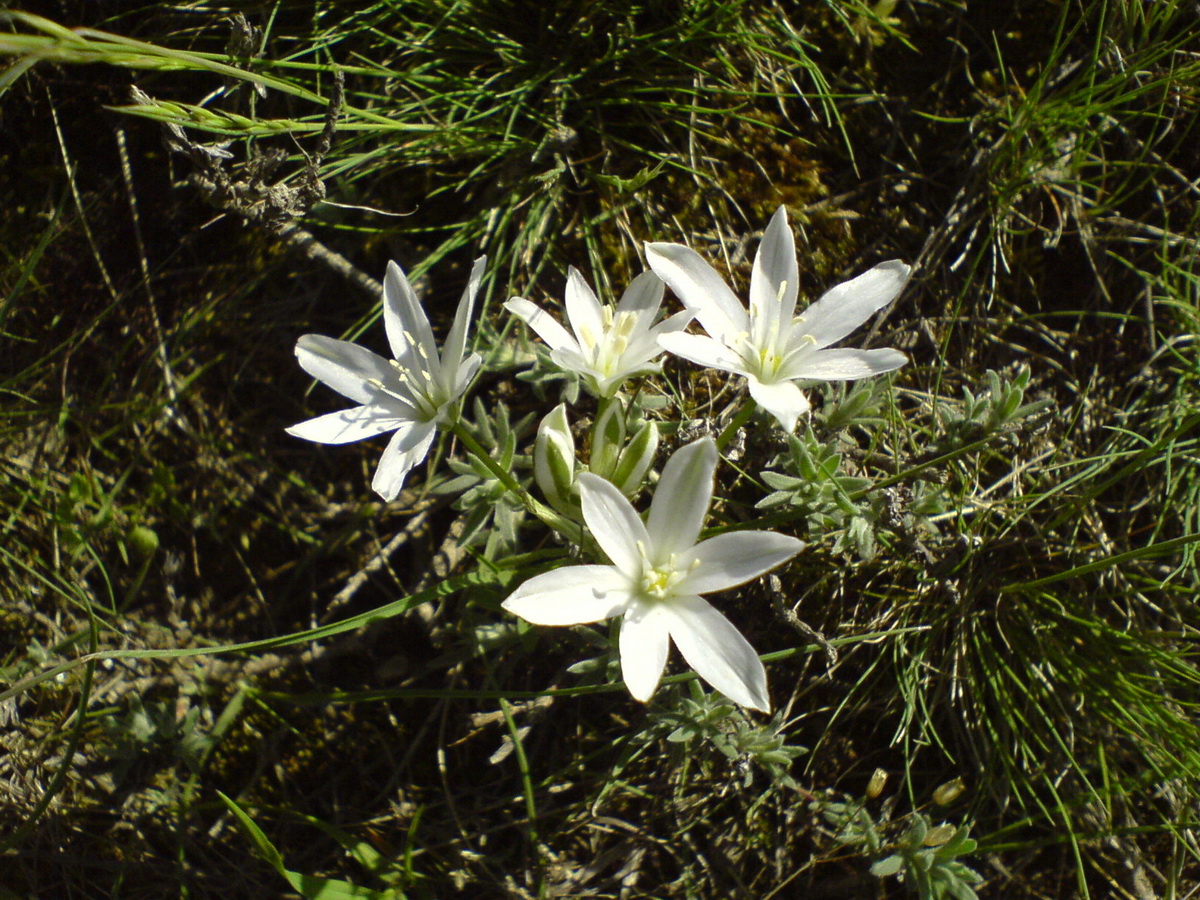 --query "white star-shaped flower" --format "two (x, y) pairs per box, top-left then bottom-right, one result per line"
(287, 256), (486, 501)
(502, 437), (804, 711)
(647, 206), (910, 432)
(505, 267), (691, 398)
